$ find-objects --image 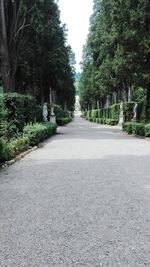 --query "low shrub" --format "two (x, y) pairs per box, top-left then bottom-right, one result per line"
(123, 102), (135, 122)
(132, 123), (145, 136)
(145, 124), (150, 137)
(123, 122), (145, 136)
(23, 122), (57, 146)
(110, 104), (120, 121)
(122, 122), (133, 134)
(106, 119), (118, 126)
(0, 137), (29, 162)
(86, 110), (91, 120)
(103, 118), (107, 124)
(56, 117), (72, 126)
(54, 105), (69, 119)
(0, 94), (6, 137)
(91, 109), (98, 119)
(0, 138), (10, 162)
(4, 93), (36, 133)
